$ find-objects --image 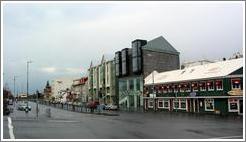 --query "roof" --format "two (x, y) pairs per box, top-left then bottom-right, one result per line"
(142, 36), (179, 55)
(145, 58), (243, 85)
